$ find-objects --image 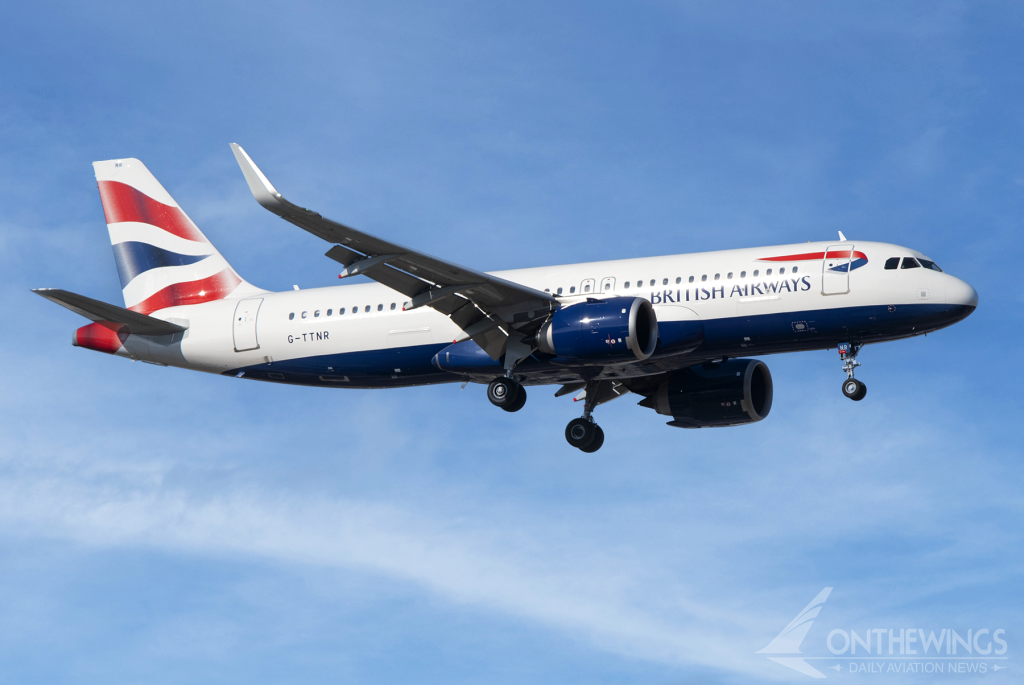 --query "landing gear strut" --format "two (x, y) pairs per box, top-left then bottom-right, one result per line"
(487, 376), (526, 412)
(838, 342), (867, 401)
(564, 380), (606, 452)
